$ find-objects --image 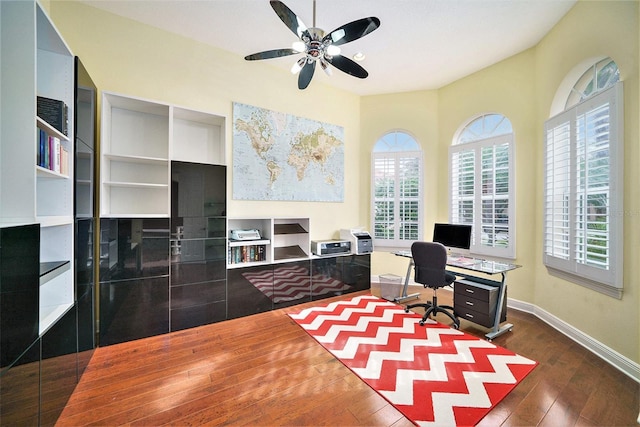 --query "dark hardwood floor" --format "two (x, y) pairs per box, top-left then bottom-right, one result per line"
(56, 285), (639, 426)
